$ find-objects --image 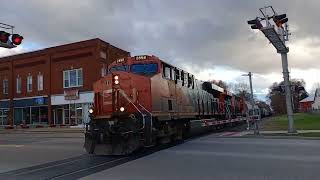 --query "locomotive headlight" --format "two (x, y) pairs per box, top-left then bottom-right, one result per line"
(114, 75), (119, 80)
(114, 80), (119, 85)
(120, 107), (125, 112)
(89, 108), (94, 114)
